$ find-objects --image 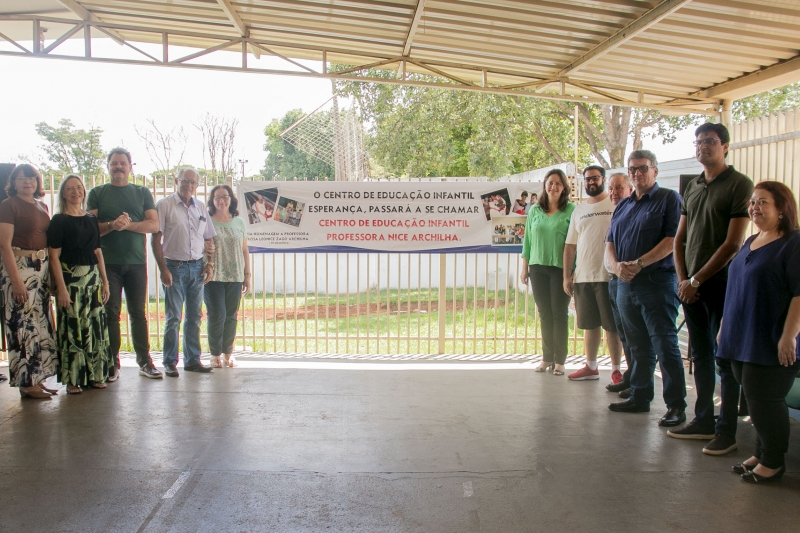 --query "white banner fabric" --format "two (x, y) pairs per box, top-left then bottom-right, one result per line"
(238, 181), (538, 253)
